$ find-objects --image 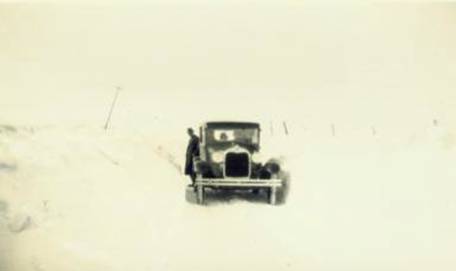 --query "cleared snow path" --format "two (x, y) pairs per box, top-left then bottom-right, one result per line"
(1, 125), (456, 271)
